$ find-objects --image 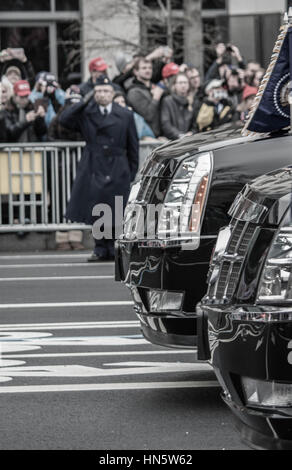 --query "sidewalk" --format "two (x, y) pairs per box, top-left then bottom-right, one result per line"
(0, 230), (94, 252)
